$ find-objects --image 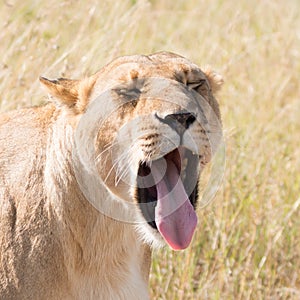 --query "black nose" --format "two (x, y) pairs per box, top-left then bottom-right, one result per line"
(156, 112), (196, 135)
(165, 112), (196, 129)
